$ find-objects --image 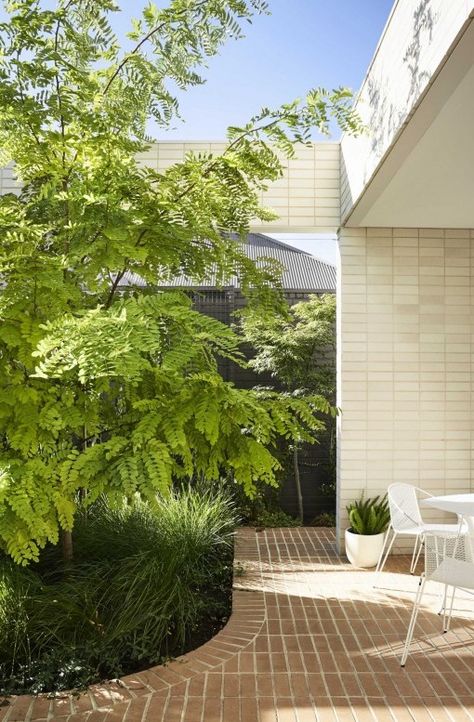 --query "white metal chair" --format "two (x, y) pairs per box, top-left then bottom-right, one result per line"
(375, 483), (464, 577)
(401, 530), (474, 666)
